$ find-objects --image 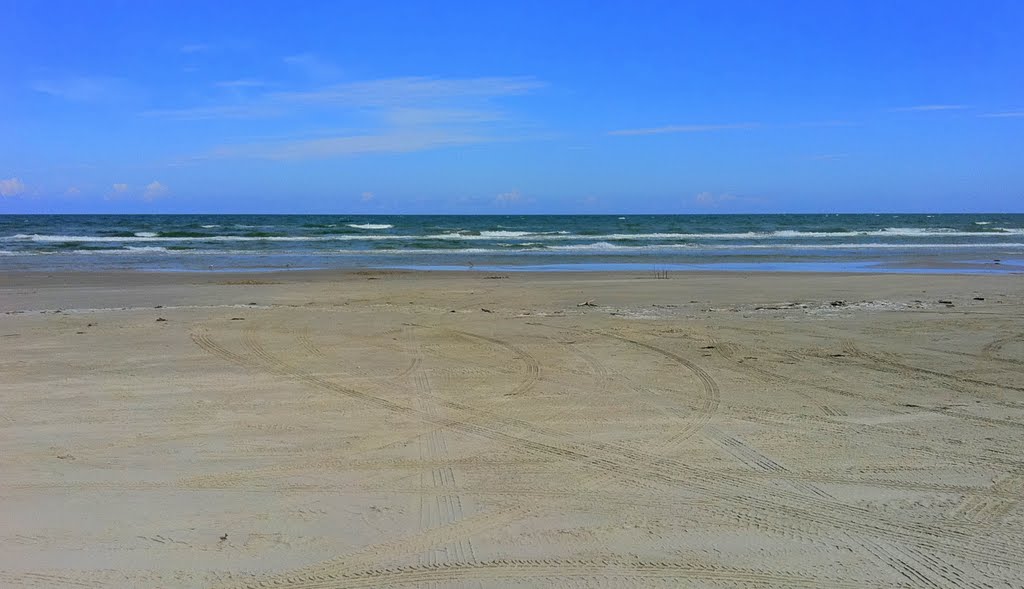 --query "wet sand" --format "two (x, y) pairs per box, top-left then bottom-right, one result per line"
(2, 270), (1023, 588)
